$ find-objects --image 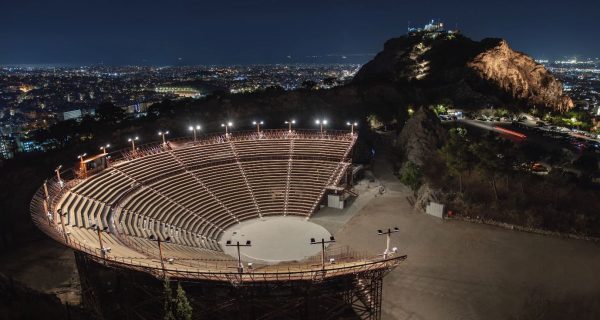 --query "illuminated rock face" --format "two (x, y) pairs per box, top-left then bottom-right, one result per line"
(467, 39), (573, 112)
(353, 33), (573, 112)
